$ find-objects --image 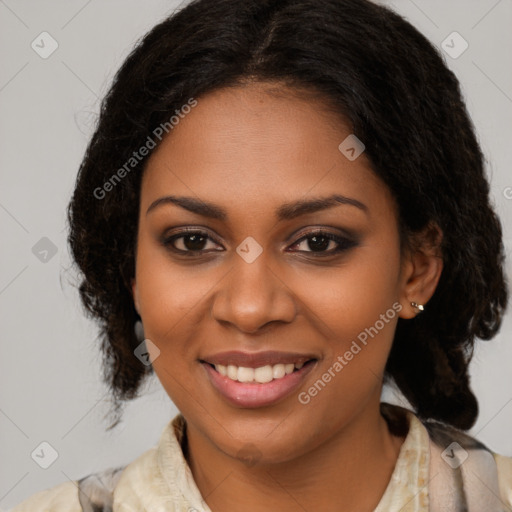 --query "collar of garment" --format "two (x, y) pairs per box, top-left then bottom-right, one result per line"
(112, 402), (432, 511)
